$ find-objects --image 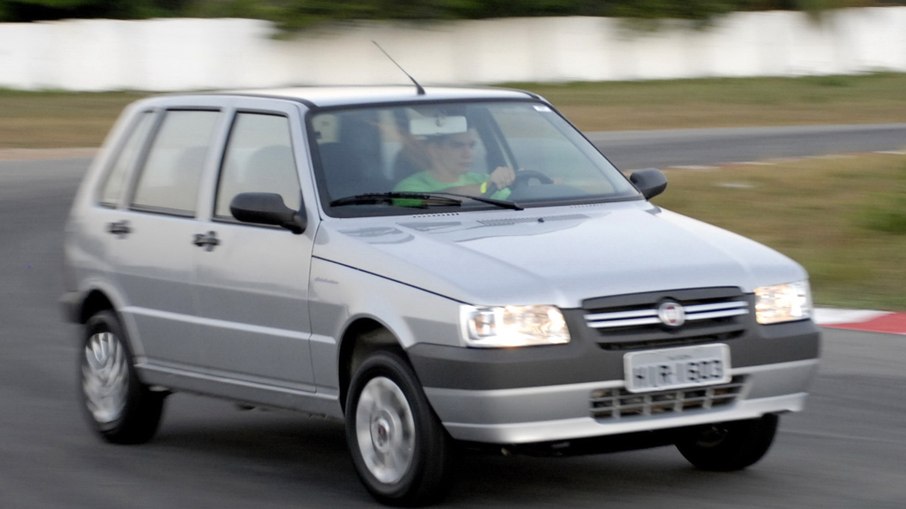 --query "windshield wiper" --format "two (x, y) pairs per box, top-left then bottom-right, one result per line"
(330, 191), (523, 210)
(330, 192), (463, 208)
(424, 191), (523, 211)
